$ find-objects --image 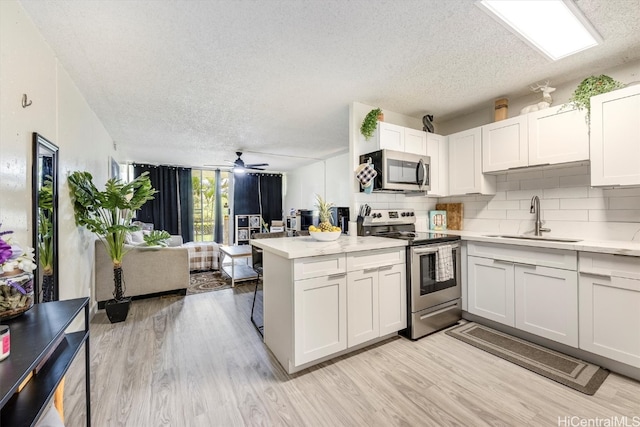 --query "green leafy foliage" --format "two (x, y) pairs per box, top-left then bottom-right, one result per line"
(567, 75), (624, 122)
(37, 177), (54, 272)
(143, 230), (171, 247)
(68, 171), (157, 266)
(360, 108), (382, 140)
